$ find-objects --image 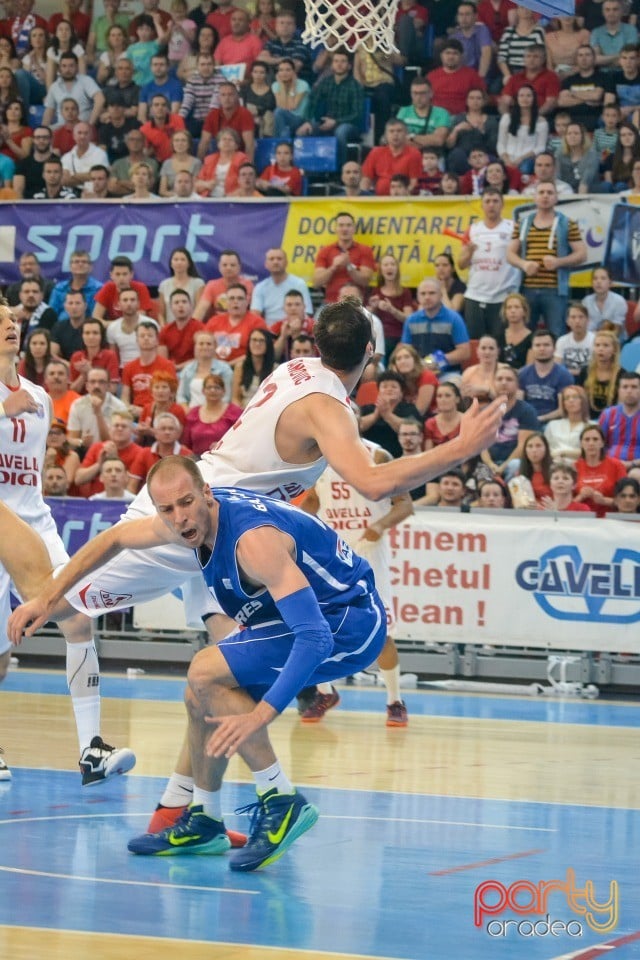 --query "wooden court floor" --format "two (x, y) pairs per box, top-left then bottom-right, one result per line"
(0, 668), (639, 960)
